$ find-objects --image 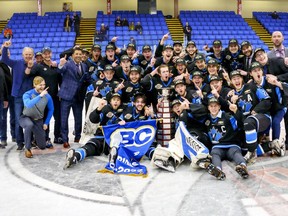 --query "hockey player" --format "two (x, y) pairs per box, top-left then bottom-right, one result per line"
(205, 75), (232, 112)
(85, 44), (103, 81)
(229, 70), (271, 164)
(152, 98), (211, 172)
(63, 92), (125, 169)
(205, 58), (231, 87)
(171, 58), (191, 84)
(223, 39), (245, 72)
(114, 55), (131, 81)
(206, 97), (249, 180)
(184, 41), (198, 64)
(114, 65), (145, 106)
(189, 71), (210, 103)
(132, 45), (153, 71)
(189, 54), (207, 75)
(249, 61), (286, 156)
